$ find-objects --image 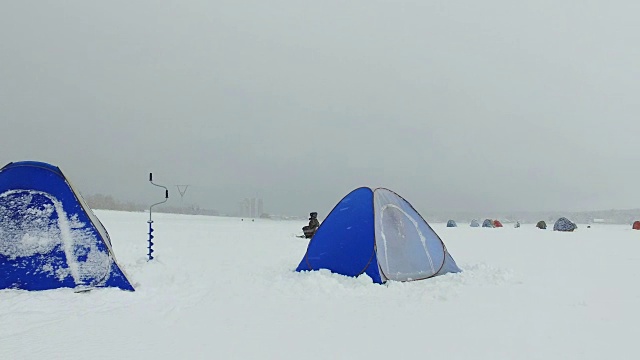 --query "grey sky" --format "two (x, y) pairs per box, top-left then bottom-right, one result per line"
(2, 1), (640, 216)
